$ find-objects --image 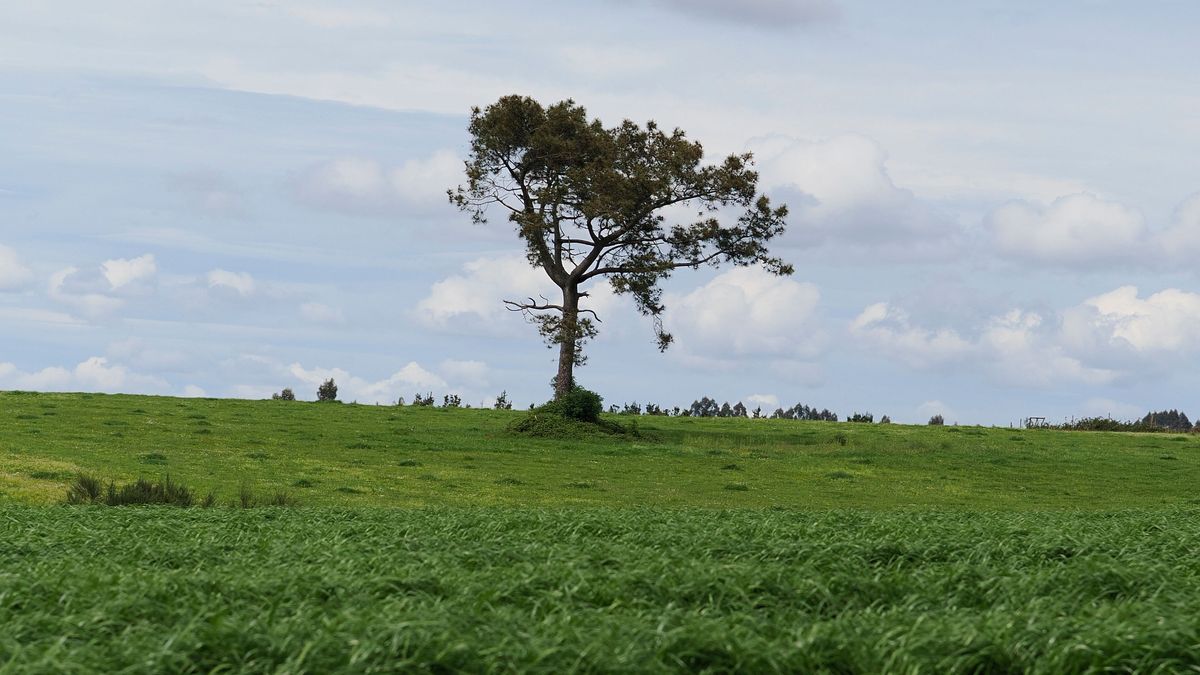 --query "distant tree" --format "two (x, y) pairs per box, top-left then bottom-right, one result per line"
(451, 95), (791, 400)
(751, 406), (762, 419)
(879, 415), (892, 424)
(689, 397), (719, 418)
(272, 388), (295, 401)
(494, 390), (513, 410)
(848, 412), (873, 423)
(622, 401), (642, 415)
(928, 414), (944, 426)
(412, 392), (435, 407)
(719, 402), (733, 418)
(731, 402), (747, 418)
(316, 379), (337, 402)
(443, 394), (462, 408)
(1141, 409), (1192, 431)
(396, 396), (406, 406)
